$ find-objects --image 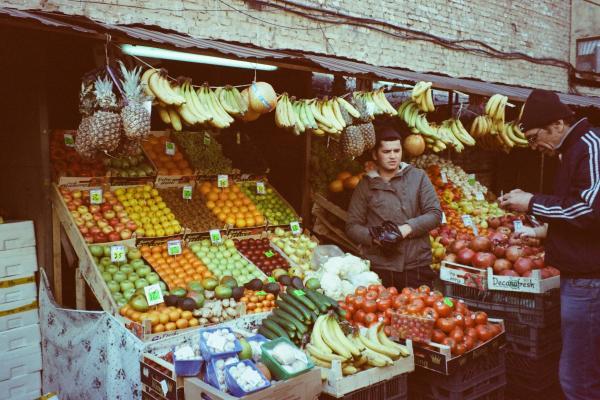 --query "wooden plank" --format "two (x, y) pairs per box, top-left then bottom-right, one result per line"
(313, 193), (349, 222)
(300, 130), (312, 227)
(75, 267), (86, 310)
(51, 204), (62, 305)
(60, 227), (77, 268)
